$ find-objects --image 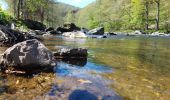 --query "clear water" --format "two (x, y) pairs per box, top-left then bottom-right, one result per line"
(0, 35), (170, 100)
(44, 36), (170, 100)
